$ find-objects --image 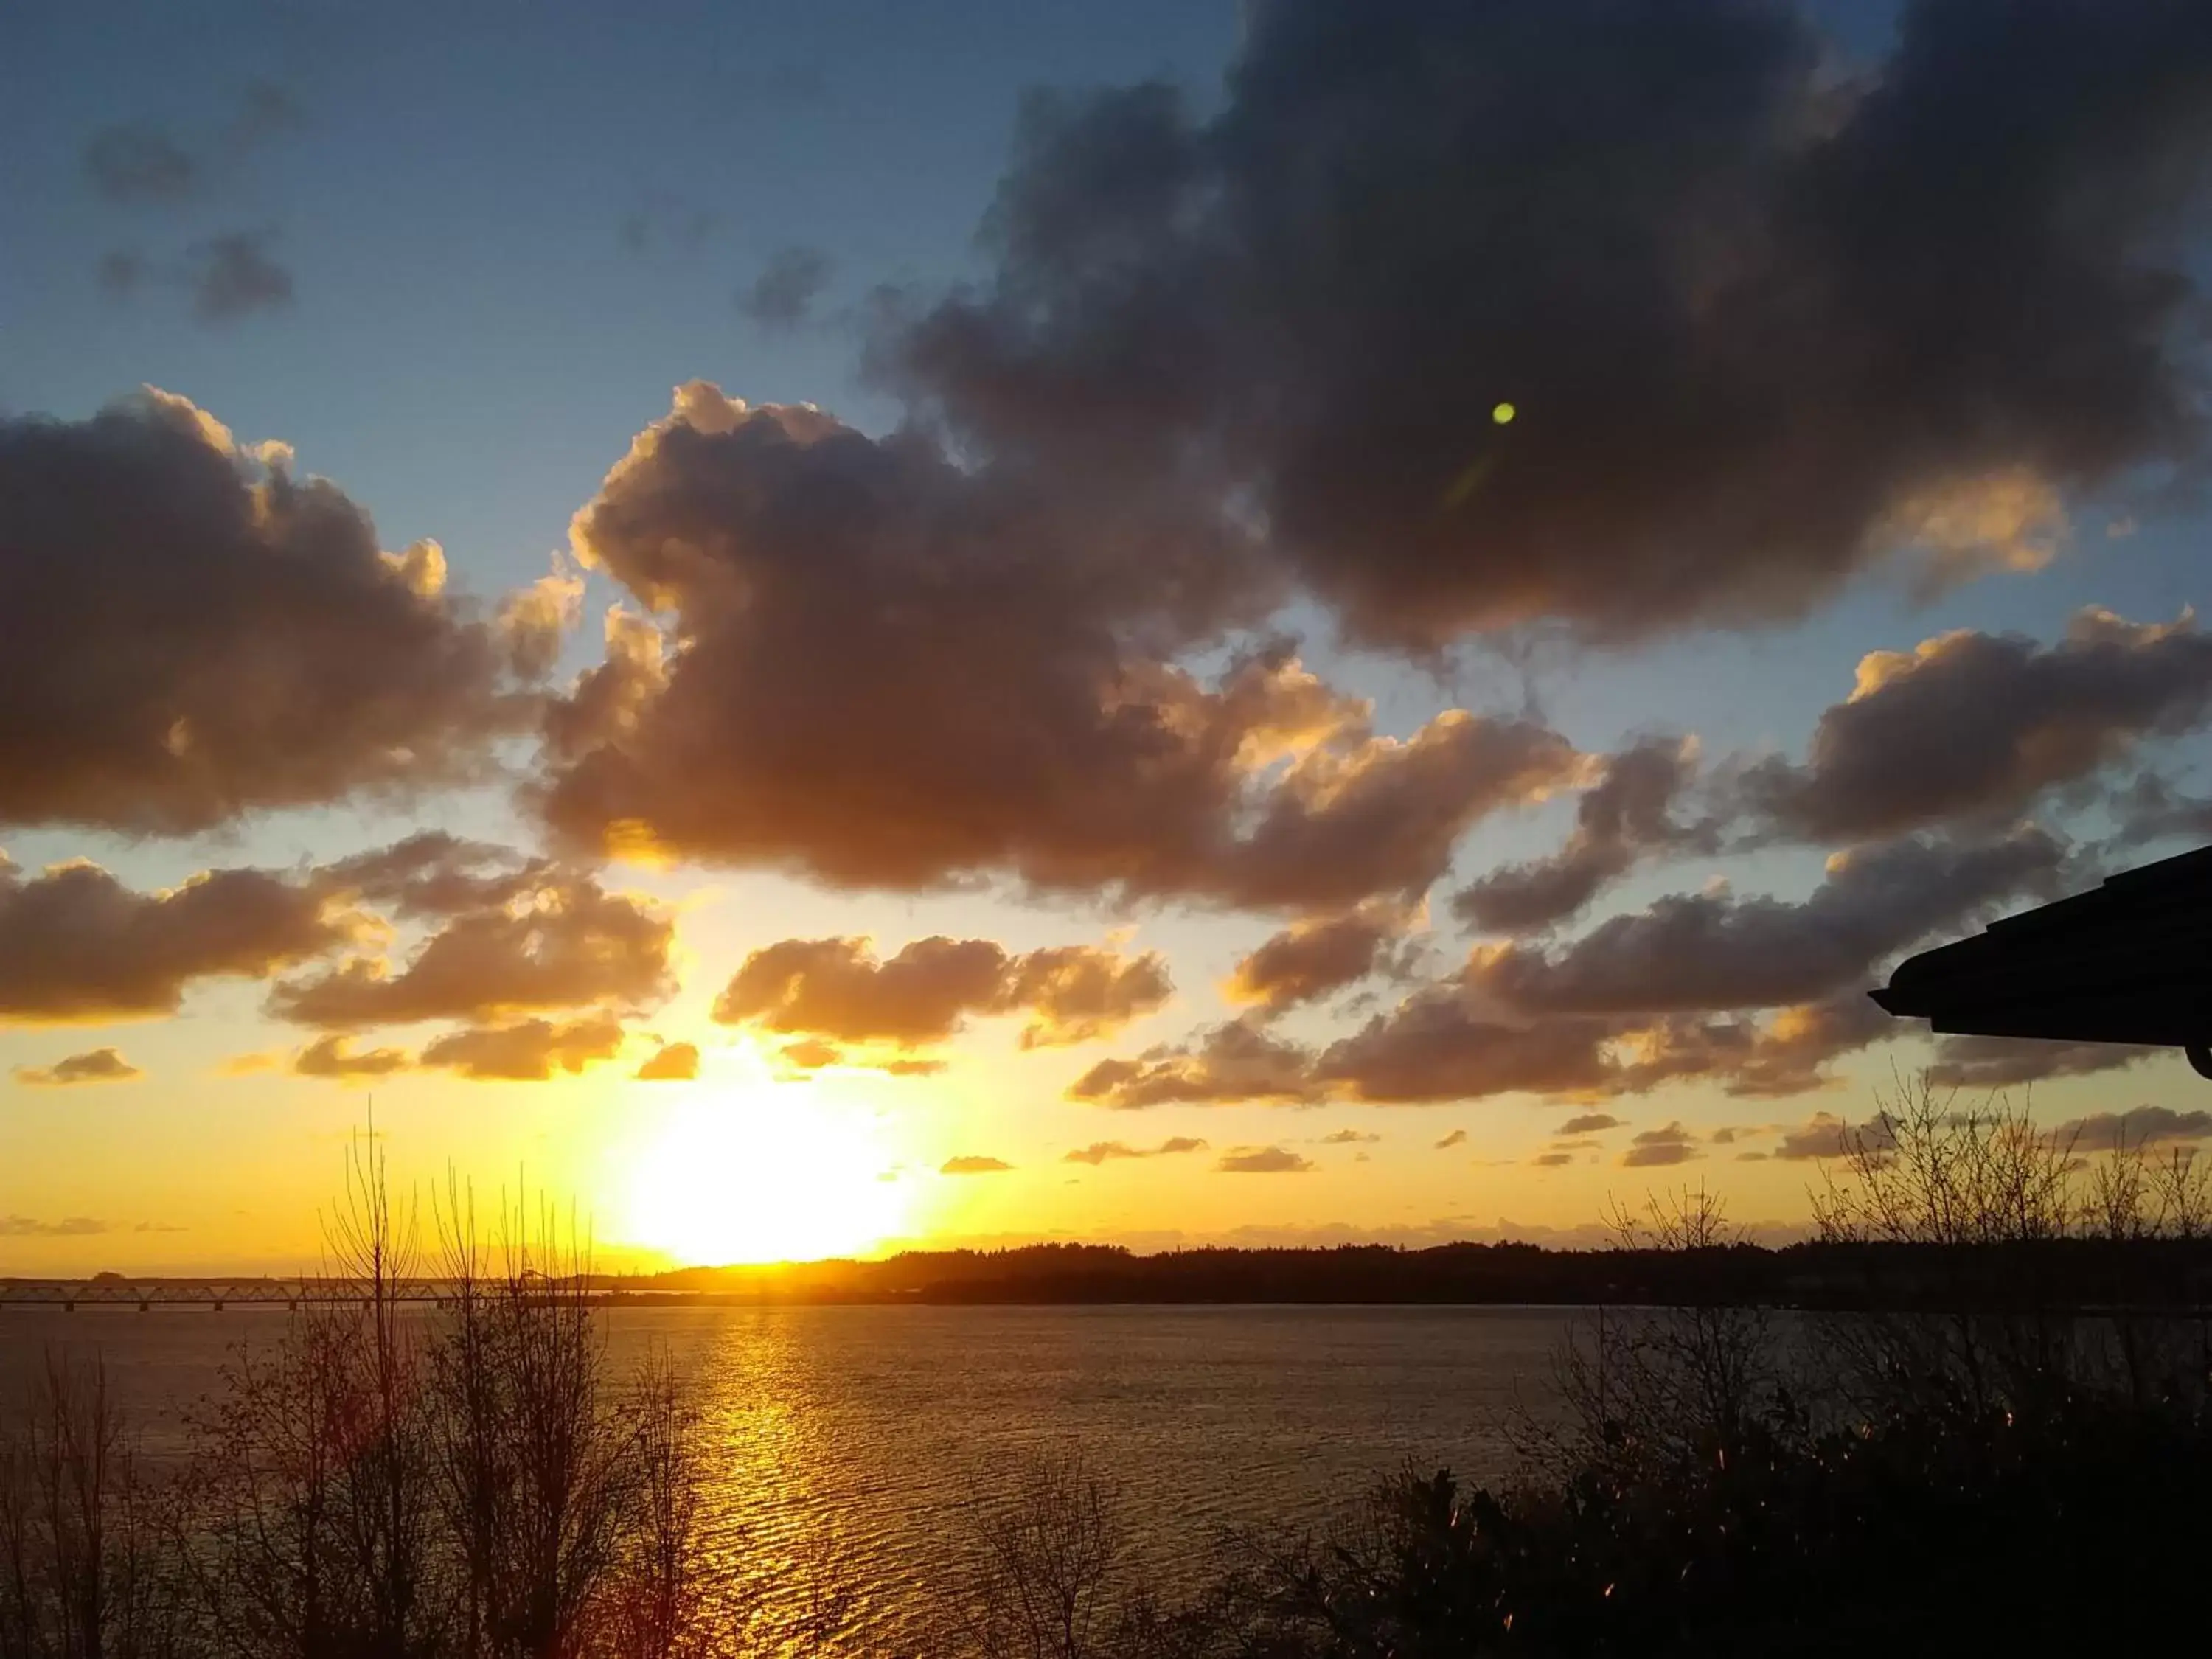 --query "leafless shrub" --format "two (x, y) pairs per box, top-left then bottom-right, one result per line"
(939, 1446), (1150, 1659)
